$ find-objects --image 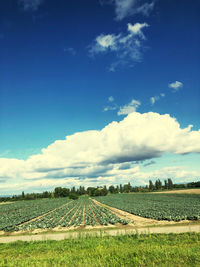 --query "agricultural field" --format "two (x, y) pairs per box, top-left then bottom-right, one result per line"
(1, 193), (200, 234)
(94, 193), (200, 221)
(0, 197), (128, 232)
